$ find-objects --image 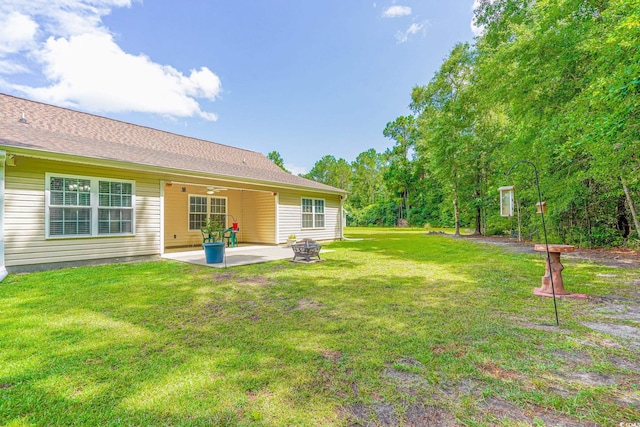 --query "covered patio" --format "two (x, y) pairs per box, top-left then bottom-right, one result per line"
(163, 182), (278, 250)
(162, 245), (294, 268)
